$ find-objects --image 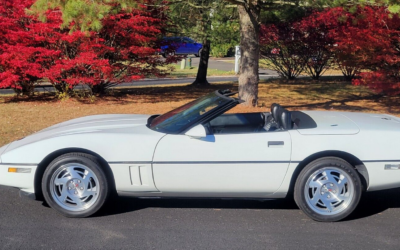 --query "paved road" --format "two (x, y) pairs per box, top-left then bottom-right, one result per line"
(1, 185), (400, 249)
(0, 58), (279, 95)
(0, 76), (278, 95)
